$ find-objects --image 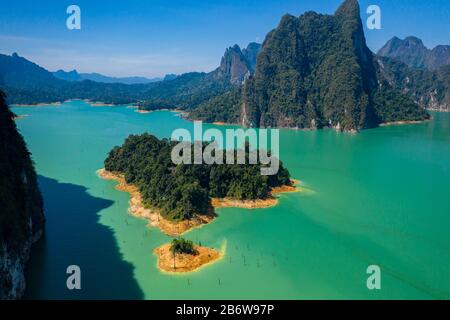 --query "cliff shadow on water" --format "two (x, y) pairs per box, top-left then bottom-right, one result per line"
(24, 176), (144, 299)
